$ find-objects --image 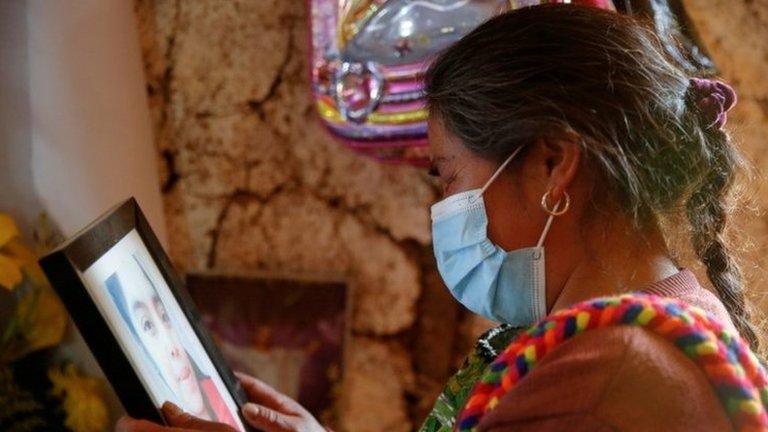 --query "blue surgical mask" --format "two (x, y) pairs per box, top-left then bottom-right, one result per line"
(430, 147), (556, 326)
